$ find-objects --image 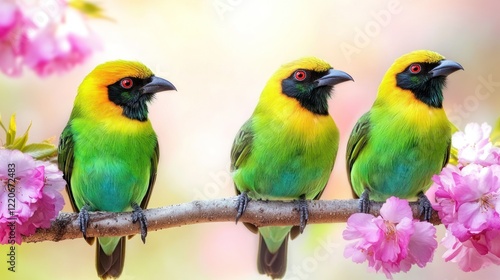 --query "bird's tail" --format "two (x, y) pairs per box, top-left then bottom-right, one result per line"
(257, 233), (288, 279)
(96, 236), (126, 279)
